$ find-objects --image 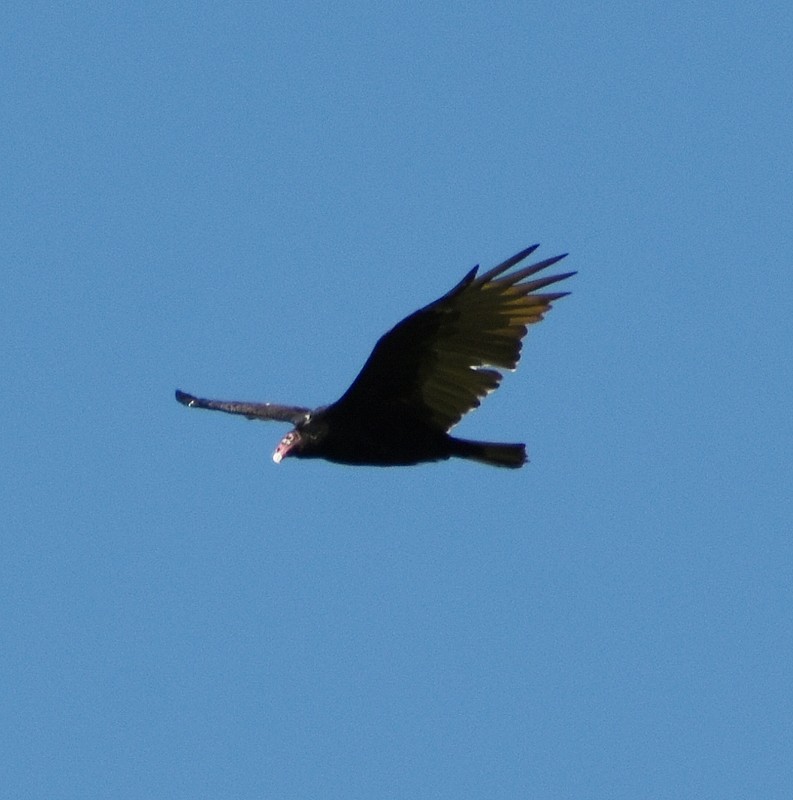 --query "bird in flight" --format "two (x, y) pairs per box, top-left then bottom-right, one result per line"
(176, 244), (574, 468)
